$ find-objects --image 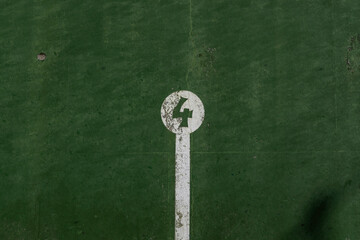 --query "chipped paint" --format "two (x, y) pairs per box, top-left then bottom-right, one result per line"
(161, 91), (205, 240)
